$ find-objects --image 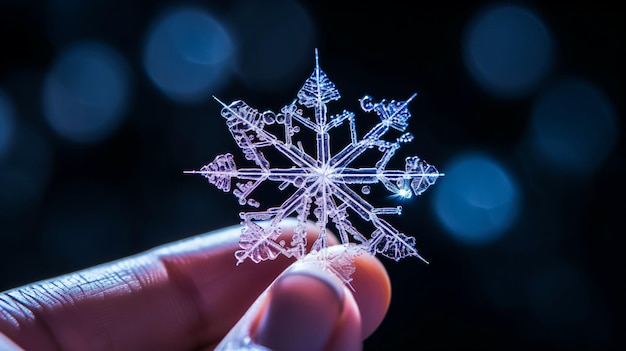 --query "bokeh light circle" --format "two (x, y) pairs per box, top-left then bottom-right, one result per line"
(0, 89), (16, 158)
(143, 7), (233, 102)
(463, 4), (553, 98)
(43, 41), (131, 144)
(434, 153), (520, 244)
(530, 78), (618, 174)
